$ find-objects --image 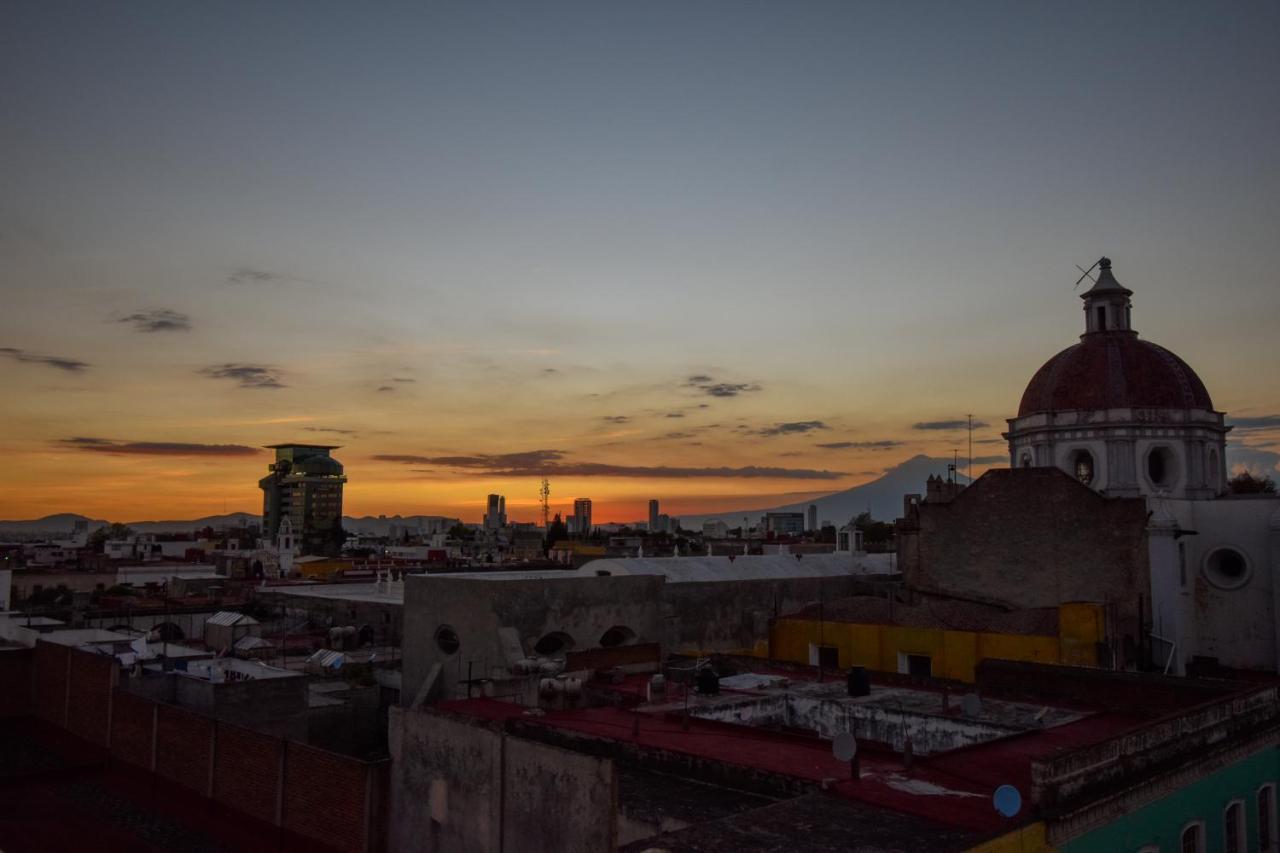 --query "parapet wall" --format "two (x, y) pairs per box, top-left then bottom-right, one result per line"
(5, 640), (388, 853)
